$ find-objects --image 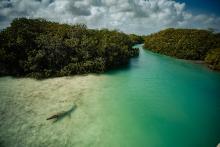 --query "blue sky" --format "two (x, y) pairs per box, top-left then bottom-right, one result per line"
(177, 0), (220, 15)
(0, 0), (220, 34)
